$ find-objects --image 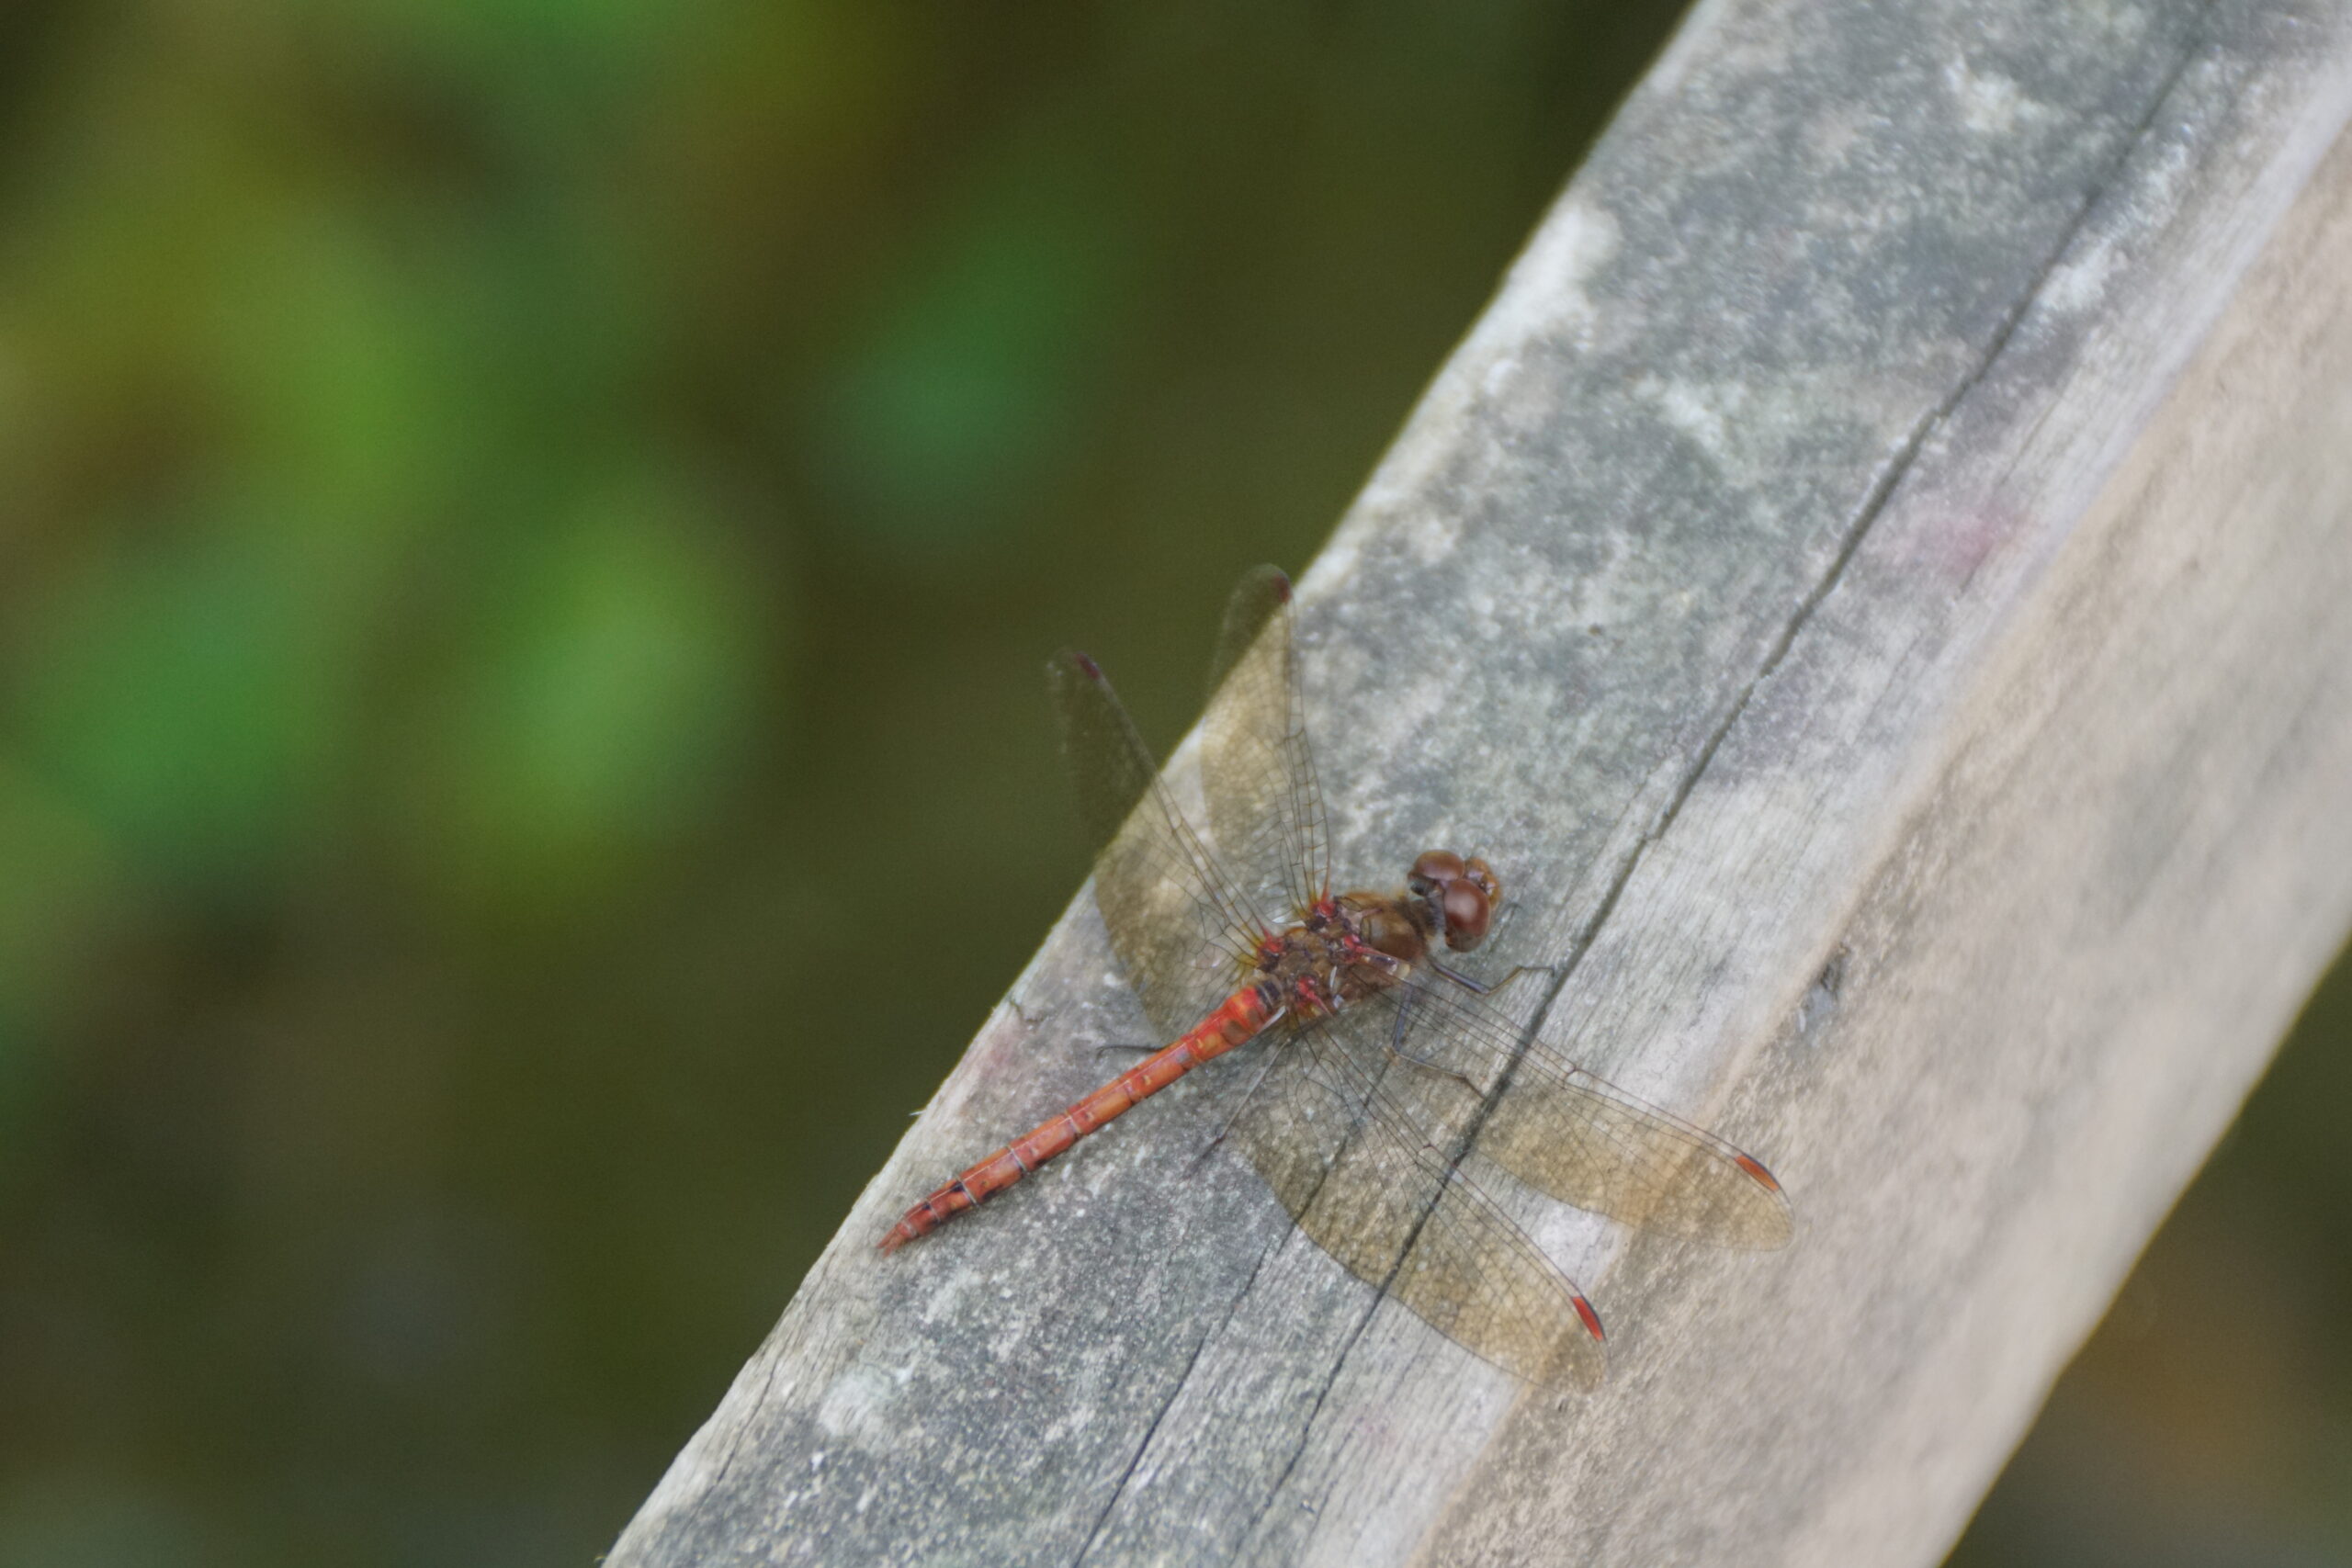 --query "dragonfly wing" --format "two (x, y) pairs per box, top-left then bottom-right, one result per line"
(1402, 984), (1794, 1248)
(1393, 1138), (1608, 1388)
(1232, 1011), (1605, 1388)
(1203, 567), (1329, 922)
(1049, 650), (1269, 1040)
